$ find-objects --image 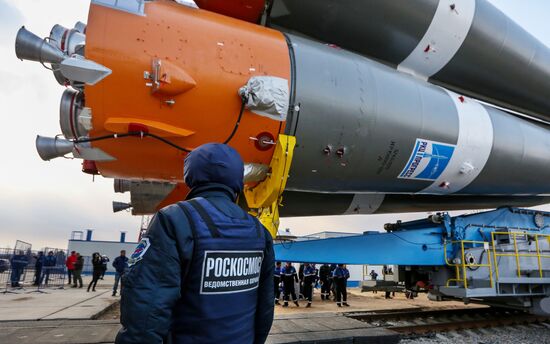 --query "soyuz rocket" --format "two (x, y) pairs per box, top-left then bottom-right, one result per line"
(15, 0), (550, 220)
